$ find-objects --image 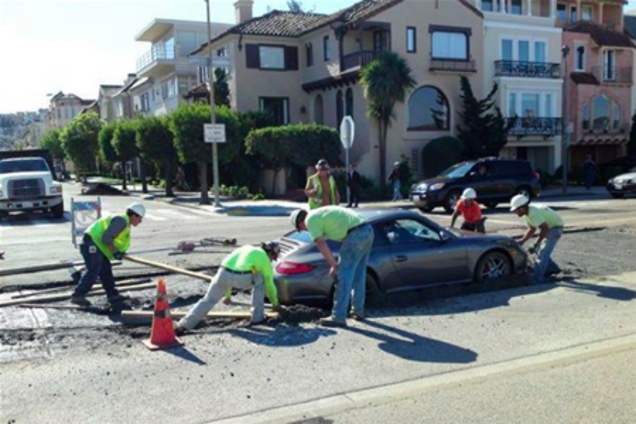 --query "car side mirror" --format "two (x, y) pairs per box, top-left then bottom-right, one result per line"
(439, 230), (451, 242)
